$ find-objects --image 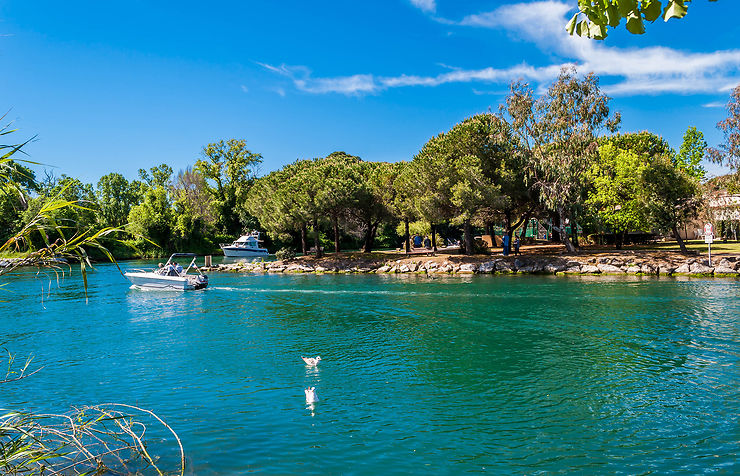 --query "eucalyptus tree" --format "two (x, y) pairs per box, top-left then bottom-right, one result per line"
(195, 139), (262, 235)
(709, 85), (740, 183)
(567, 0), (717, 39)
(504, 67), (620, 253)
